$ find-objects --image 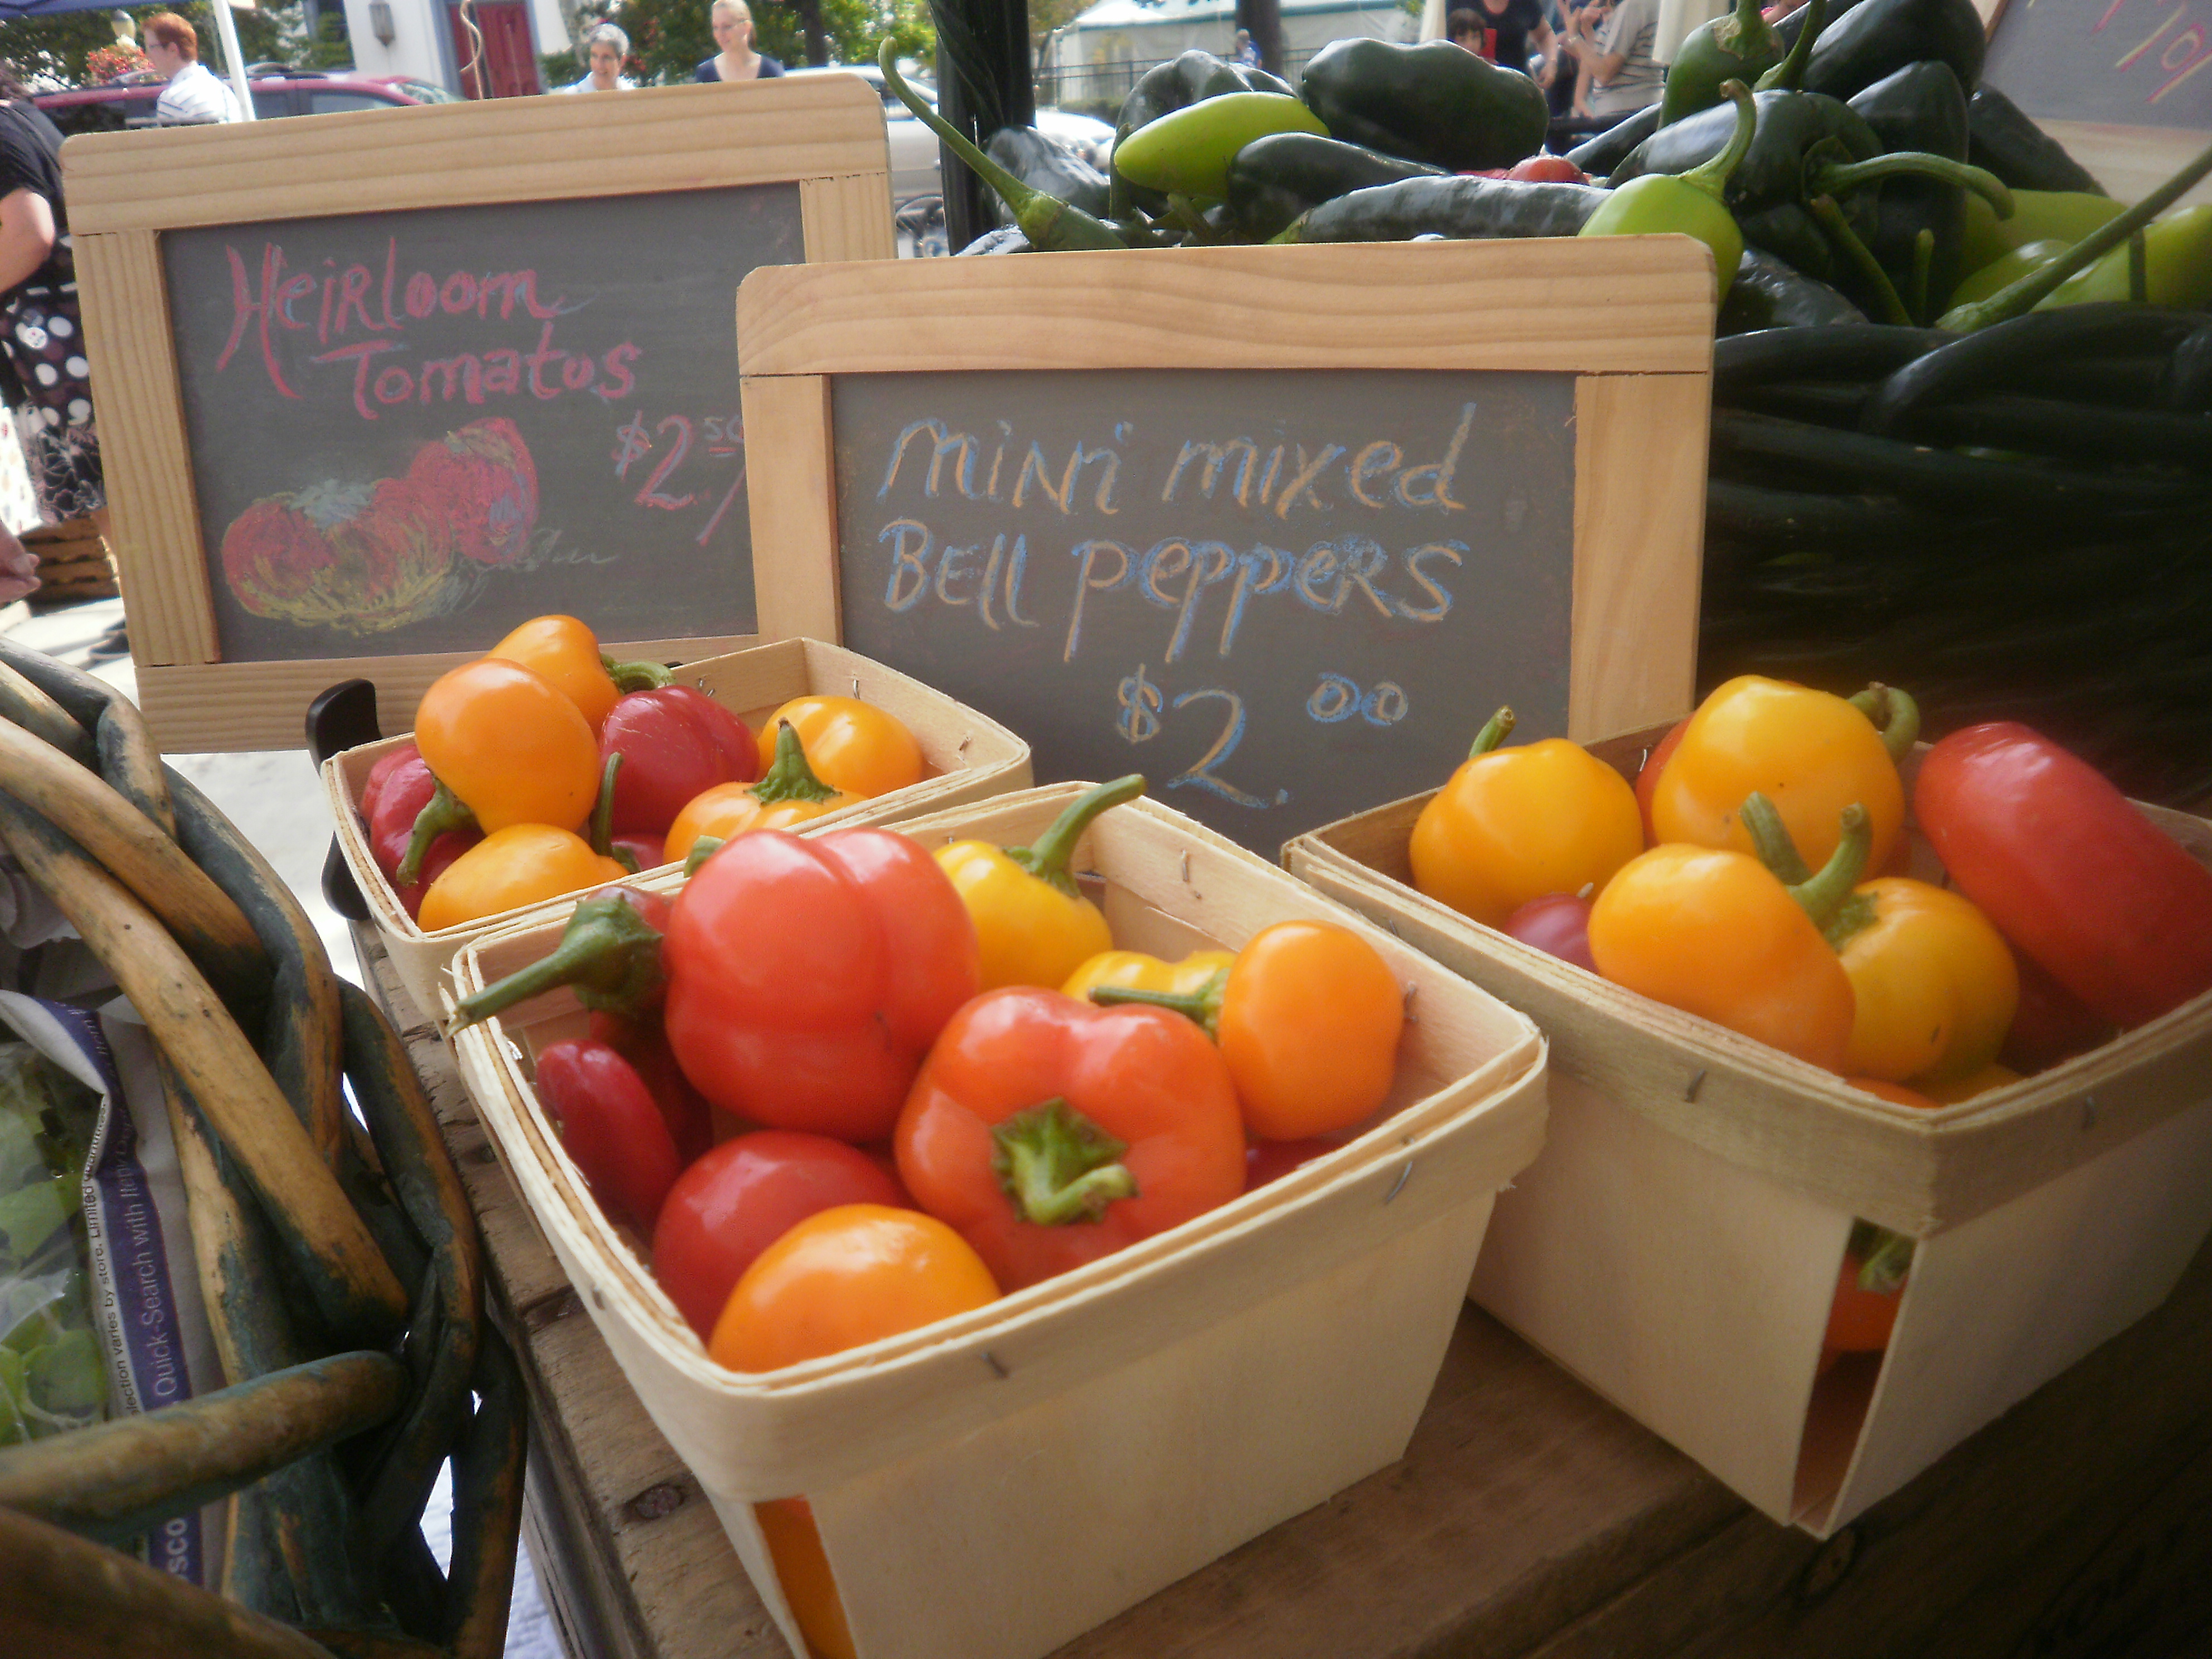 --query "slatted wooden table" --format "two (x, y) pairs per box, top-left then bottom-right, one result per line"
(360, 926), (2212, 1659)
